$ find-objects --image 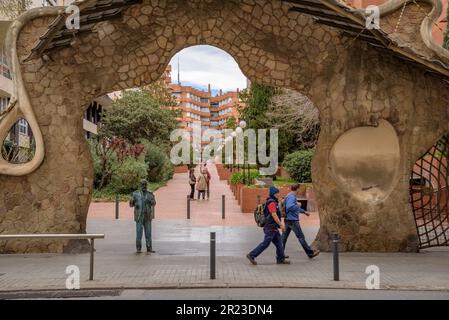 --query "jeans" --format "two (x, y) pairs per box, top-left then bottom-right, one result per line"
(282, 220), (314, 257)
(249, 225), (285, 262)
(136, 218), (152, 251)
(198, 190), (206, 200)
(189, 184), (195, 199)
